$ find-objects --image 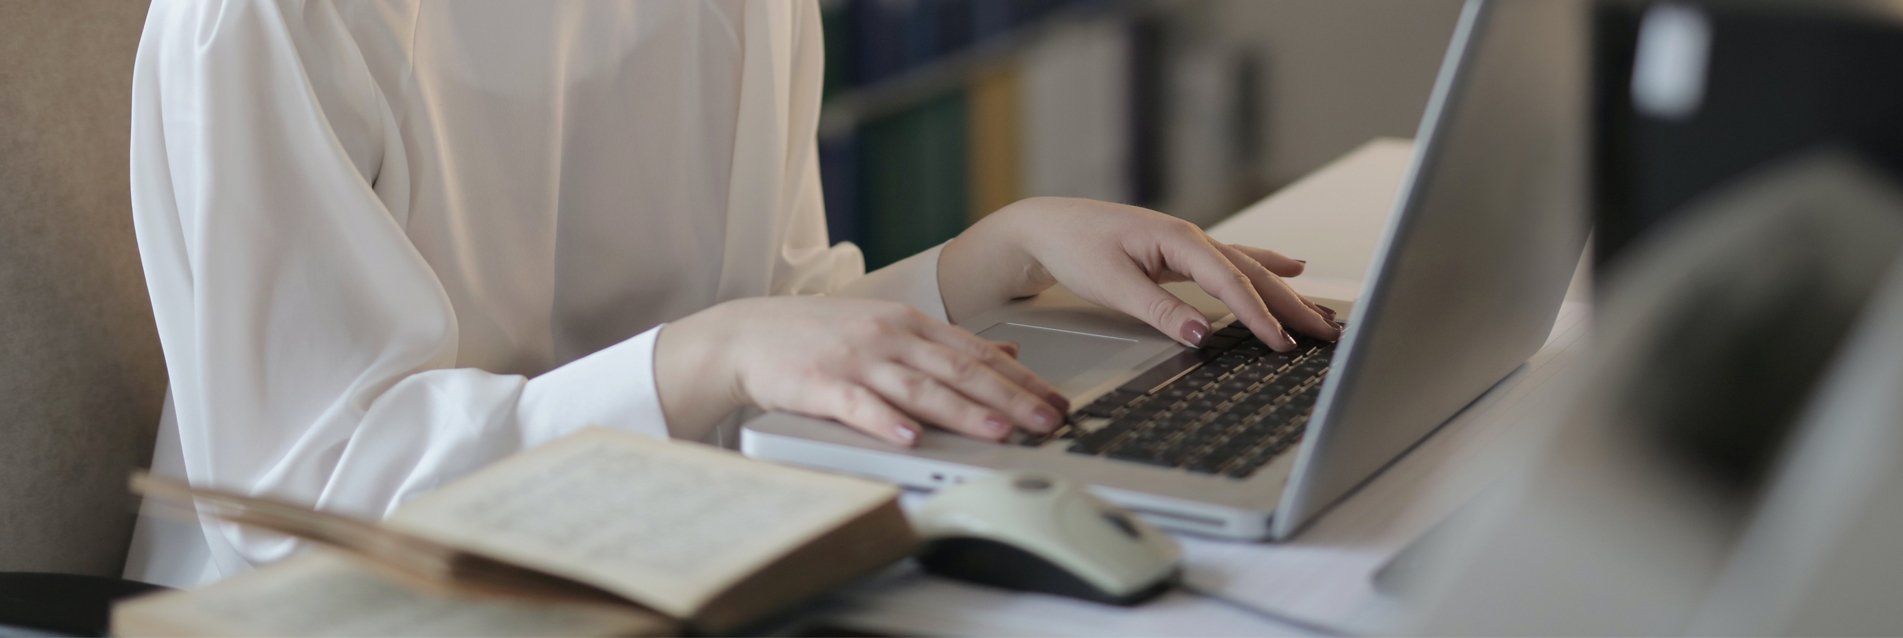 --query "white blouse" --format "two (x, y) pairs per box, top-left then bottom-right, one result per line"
(123, 0), (945, 587)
